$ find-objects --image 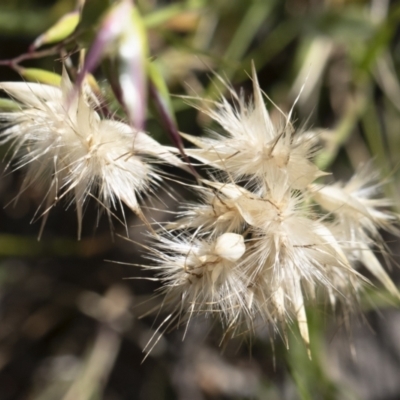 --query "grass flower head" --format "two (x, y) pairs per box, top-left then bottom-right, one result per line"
(182, 66), (325, 191)
(141, 68), (399, 355)
(0, 70), (183, 237)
